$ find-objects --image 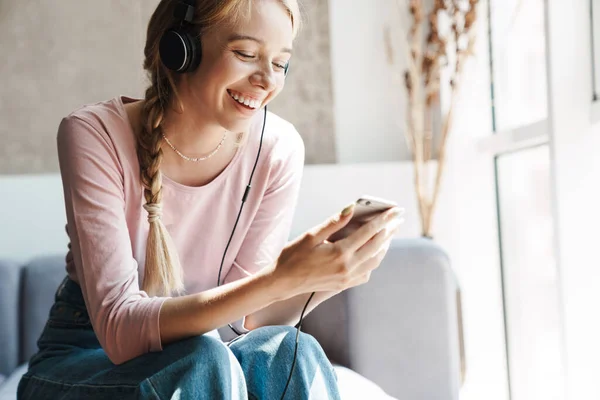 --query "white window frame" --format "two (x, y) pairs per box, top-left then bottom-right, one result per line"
(473, 1), (567, 399)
